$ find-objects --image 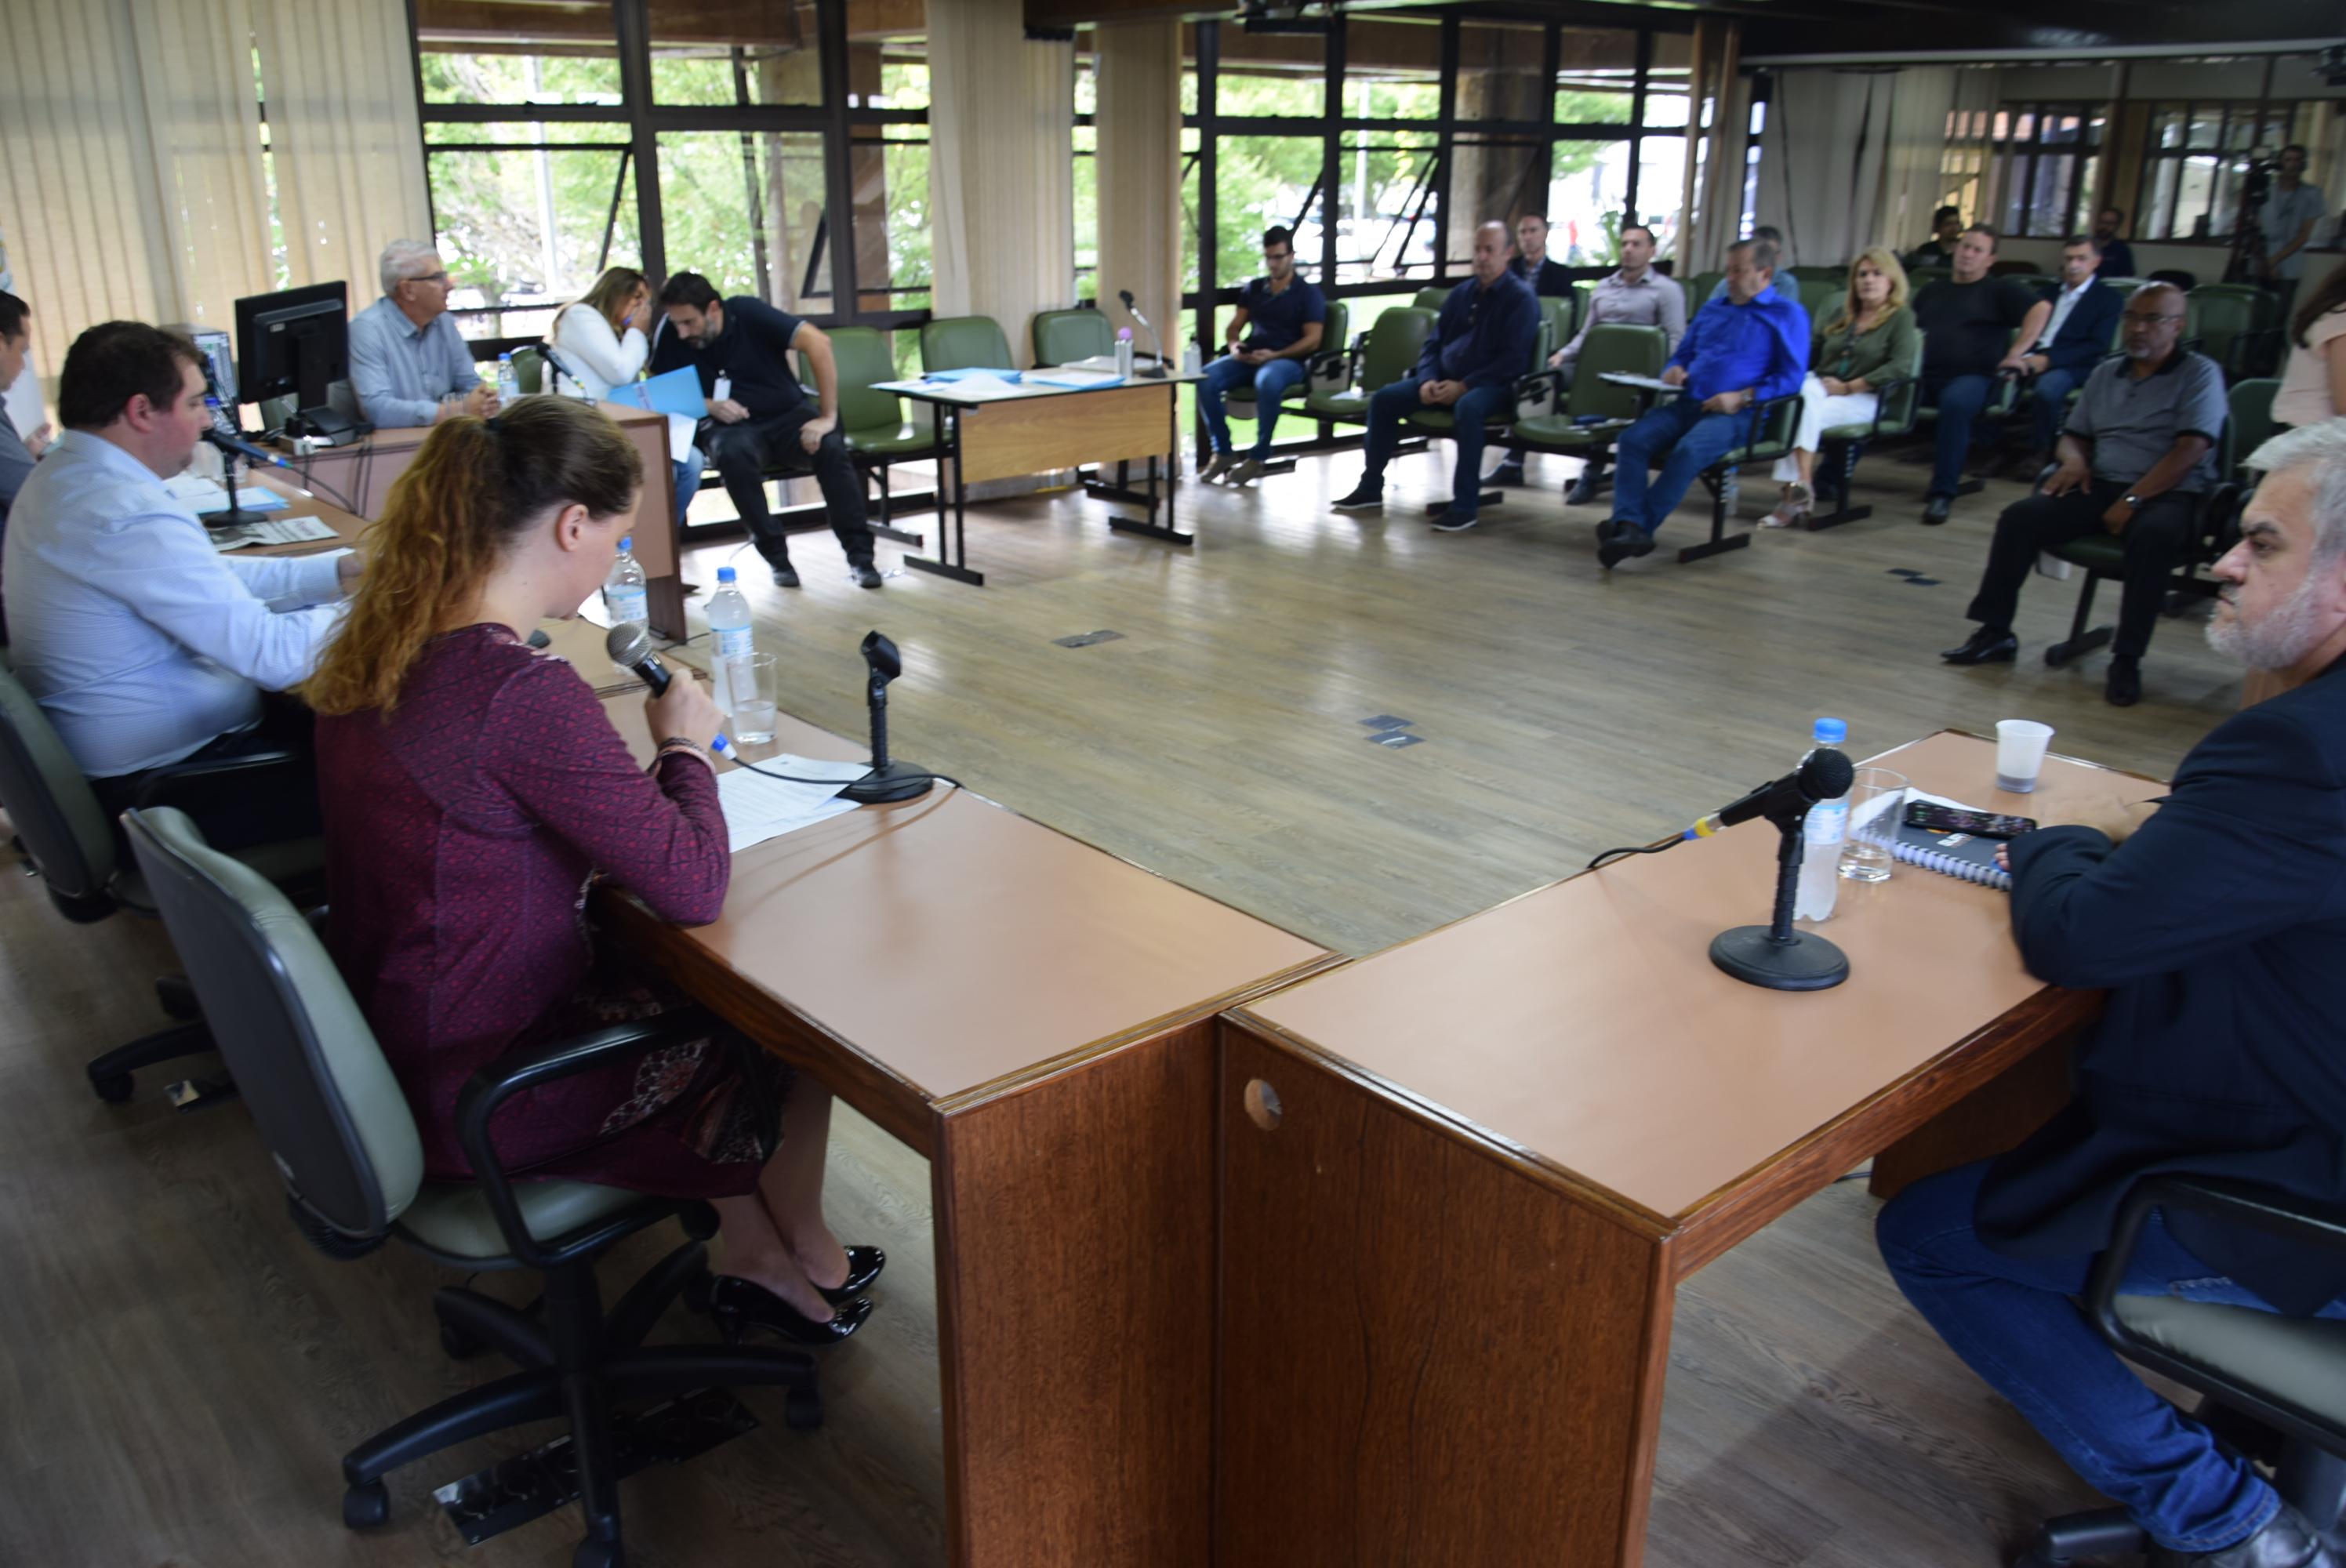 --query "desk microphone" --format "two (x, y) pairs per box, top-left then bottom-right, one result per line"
(1686, 748), (1854, 840)
(538, 344), (586, 394)
(201, 426), (291, 470)
(1117, 290), (1170, 379)
(605, 623), (732, 755)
